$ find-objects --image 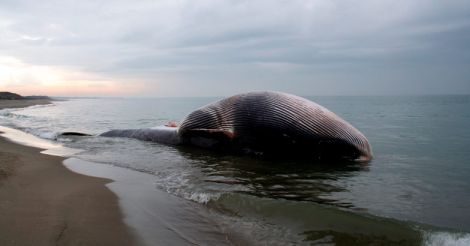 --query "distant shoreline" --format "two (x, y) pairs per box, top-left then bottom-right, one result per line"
(0, 99), (52, 110)
(0, 92), (53, 109)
